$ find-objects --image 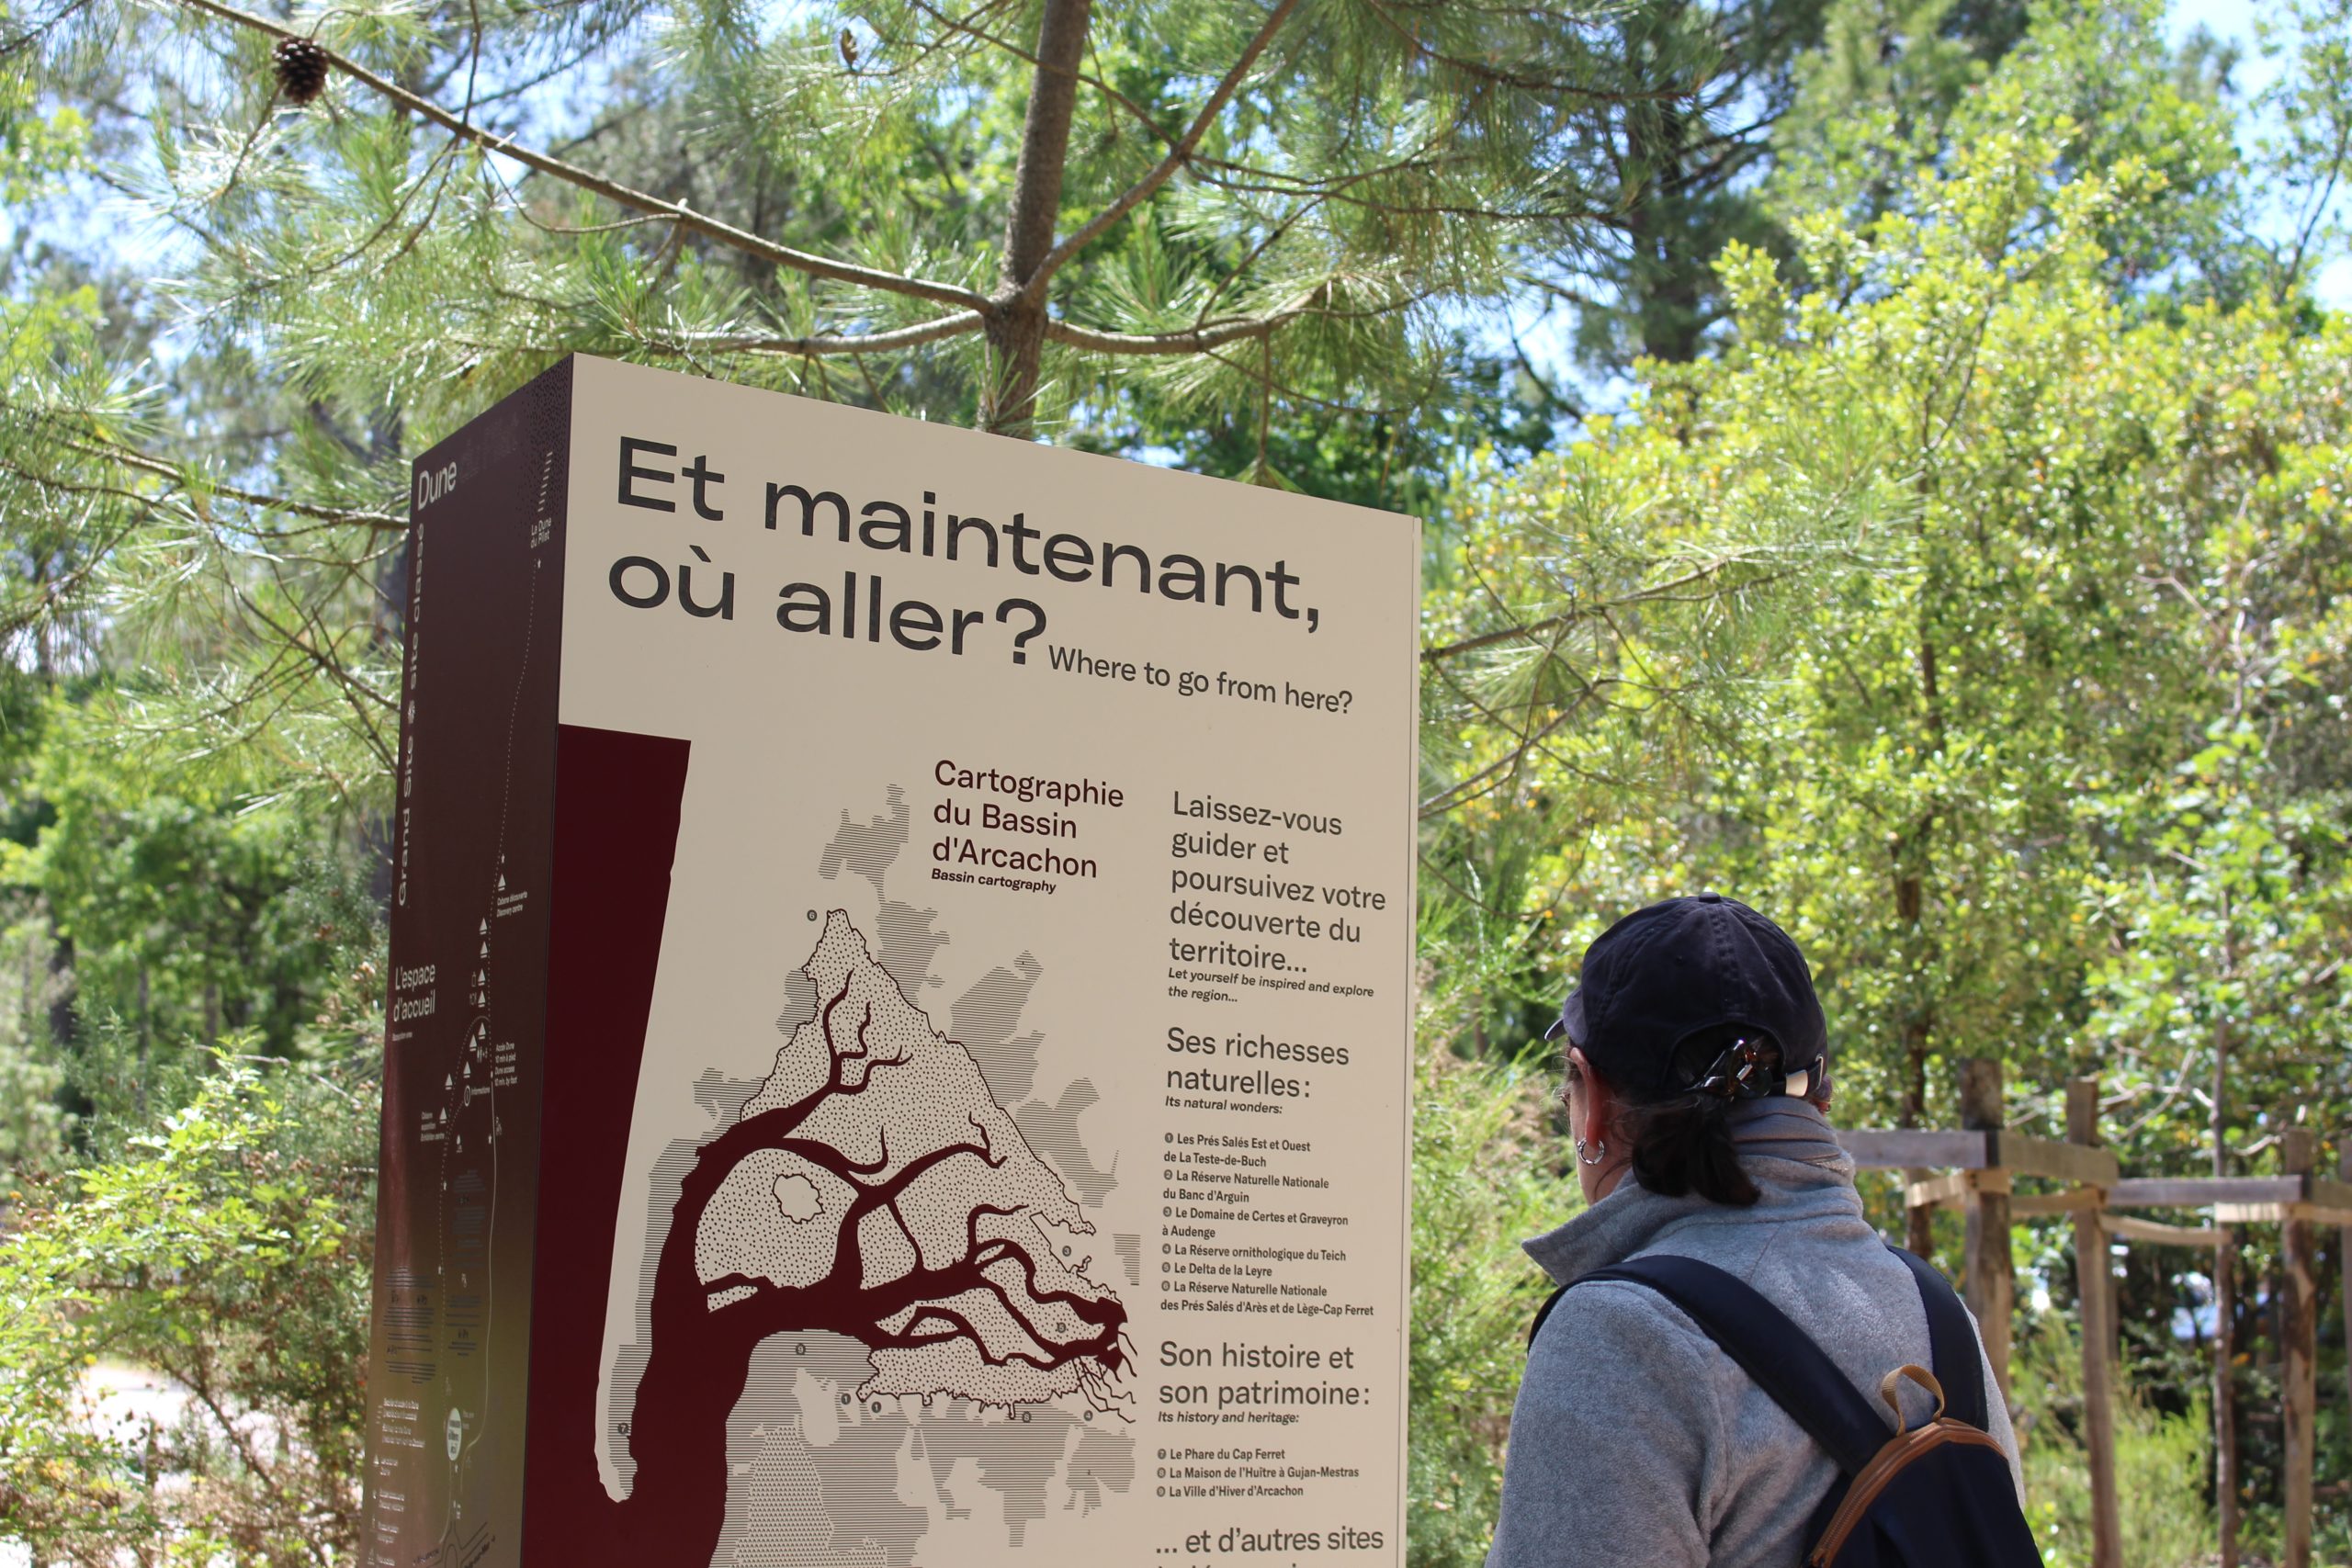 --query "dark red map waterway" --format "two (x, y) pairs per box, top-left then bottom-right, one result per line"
(523, 725), (1124, 1566)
